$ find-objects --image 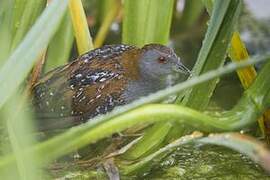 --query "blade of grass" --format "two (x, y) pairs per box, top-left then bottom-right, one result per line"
(123, 0), (175, 46)
(94, 0), (121, 48)
(0, 54), (268, 169)
(230, 31), (270, 140)
(181, 0), (242, 109)
(45, 10), (74, 72)
(230, 32), (270, 142)
(122, 123), (173, 160)
(0, 0), (69, 109)
(12, 0), (46, 37)
(96, 0), (116, 24)
(11, 0), (28, 35)
(203, 1), (256, 96)
(69, 0), (93, 54)
(0, 0), (14, 65)
(2, 95), (40, 179)
(26, 0), (53, 92)
(0, 0), (10, 16)
(230, 32), (257, 88)
(178, 0), (204, 32)
(29, 0), (47, 26)
(11, 0), (46, 51)
(204, 0), (270, 144)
